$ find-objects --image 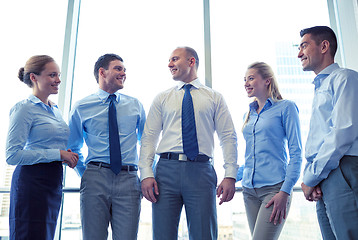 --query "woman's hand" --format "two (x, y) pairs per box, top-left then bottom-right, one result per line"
(60, 149), (79, 168)
(265, 191), (289, 225)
